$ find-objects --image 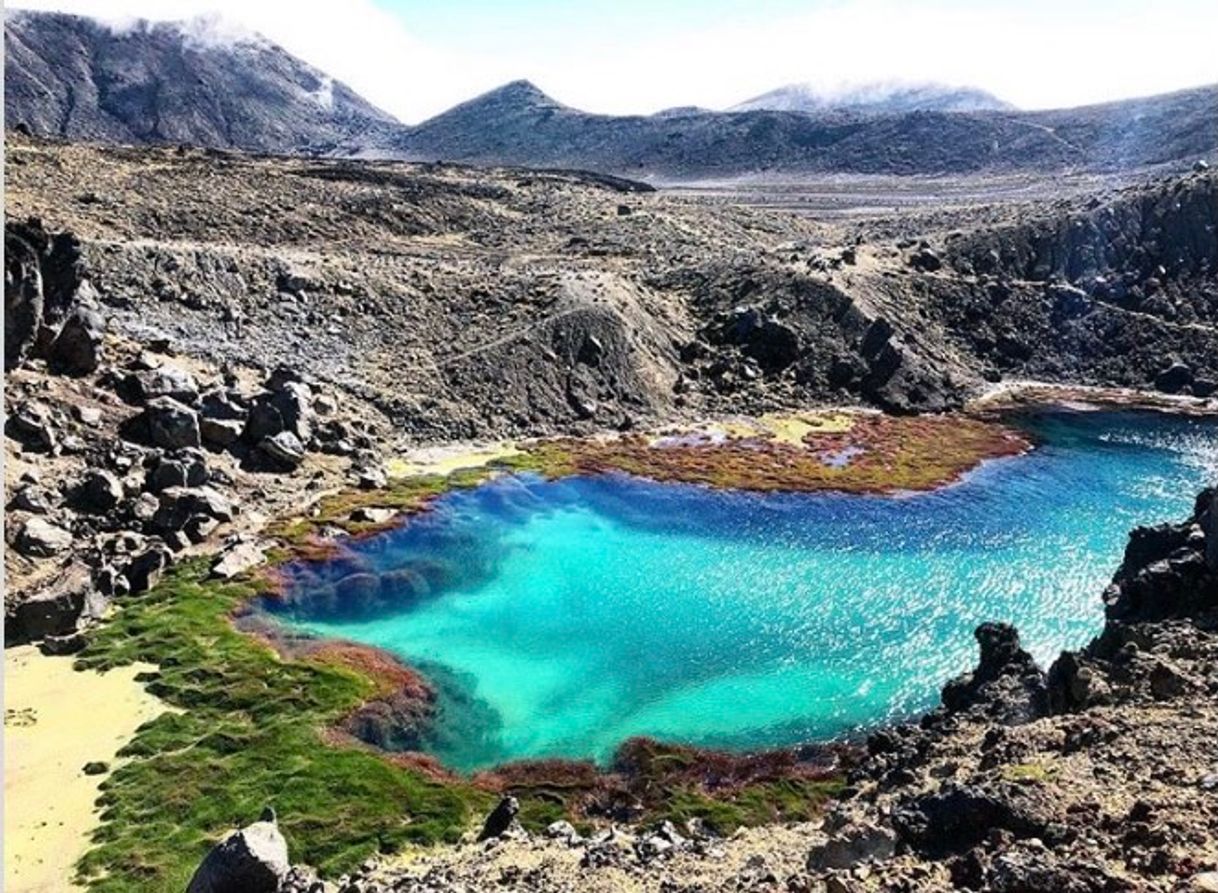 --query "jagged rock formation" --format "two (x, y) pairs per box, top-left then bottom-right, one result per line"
(4, 10), (398, 153)
(929, 172), (1218, 394)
